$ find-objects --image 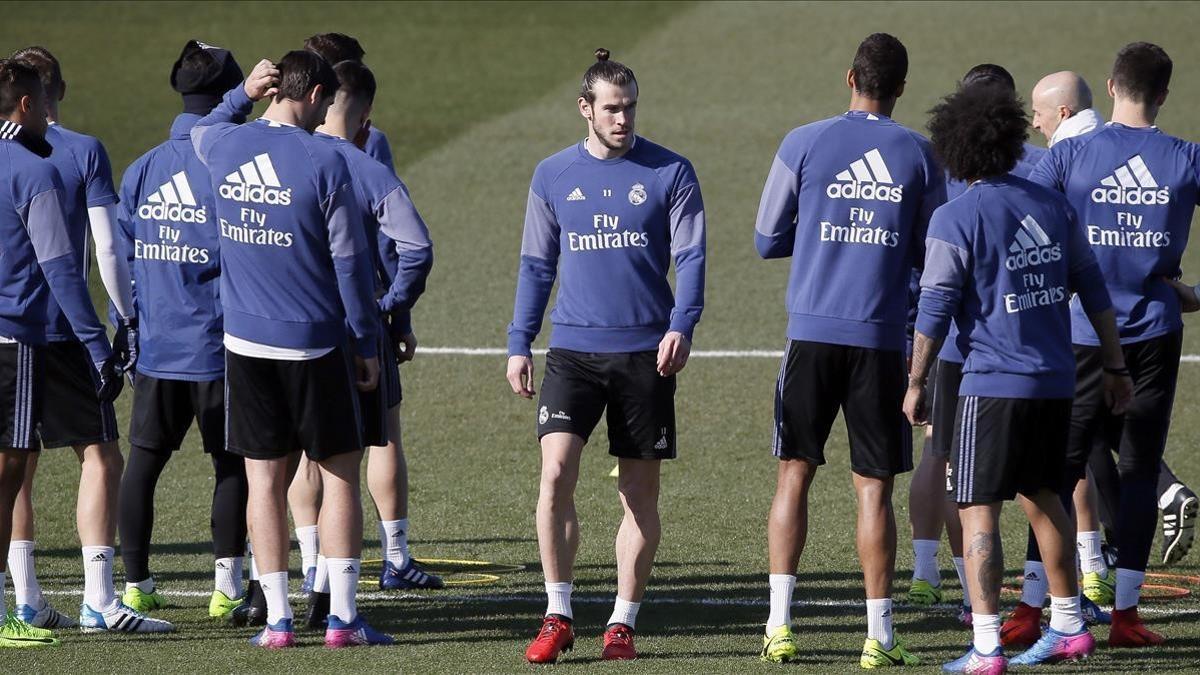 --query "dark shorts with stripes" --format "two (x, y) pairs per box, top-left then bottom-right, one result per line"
(0, 343), (43, 450)
(39, 340), (118, 448)
(948, 396), (1070, 504)
(360, 332), (402, 448)
(225, 346), (364, 461)
(929, 358), (964, 460)
(772, 340), (913, 478)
